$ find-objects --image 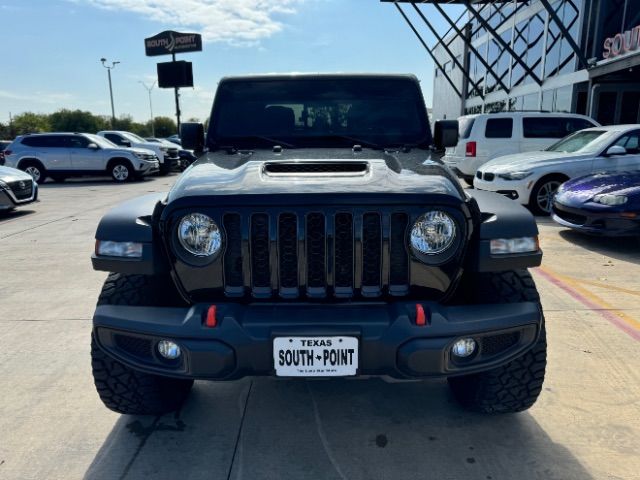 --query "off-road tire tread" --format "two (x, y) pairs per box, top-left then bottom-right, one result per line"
(448, 270), (547, 413)
(92, 273), (191, 415)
